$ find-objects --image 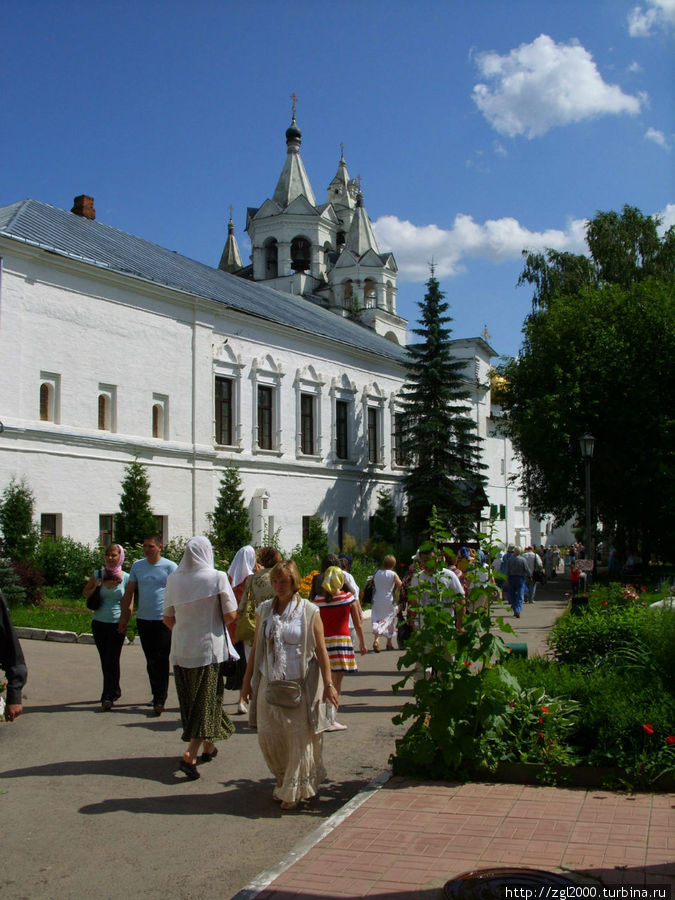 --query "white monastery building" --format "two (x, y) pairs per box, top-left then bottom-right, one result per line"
(0, 112), (539, 552)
